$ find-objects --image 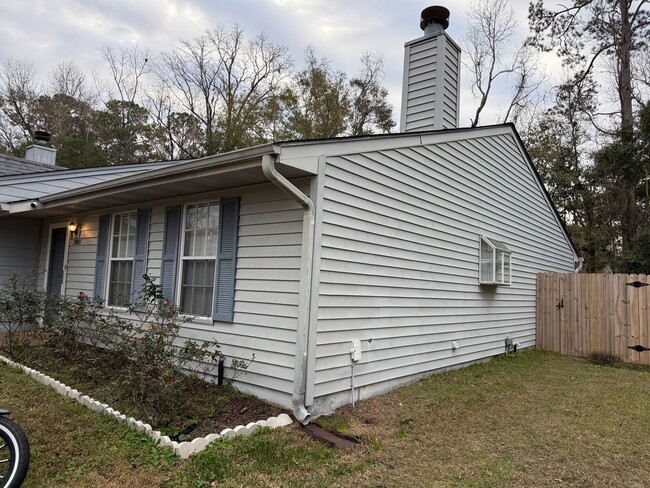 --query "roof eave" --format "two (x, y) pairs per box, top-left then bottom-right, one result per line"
(37, 144), (282, 209)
